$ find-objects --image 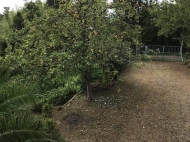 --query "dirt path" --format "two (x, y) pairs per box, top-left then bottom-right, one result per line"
(52, 61), (190, 142)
